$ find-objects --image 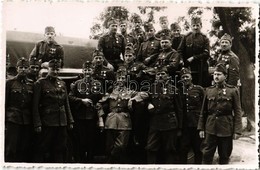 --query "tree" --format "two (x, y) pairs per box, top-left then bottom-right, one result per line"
(137, 6), (167, 23)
